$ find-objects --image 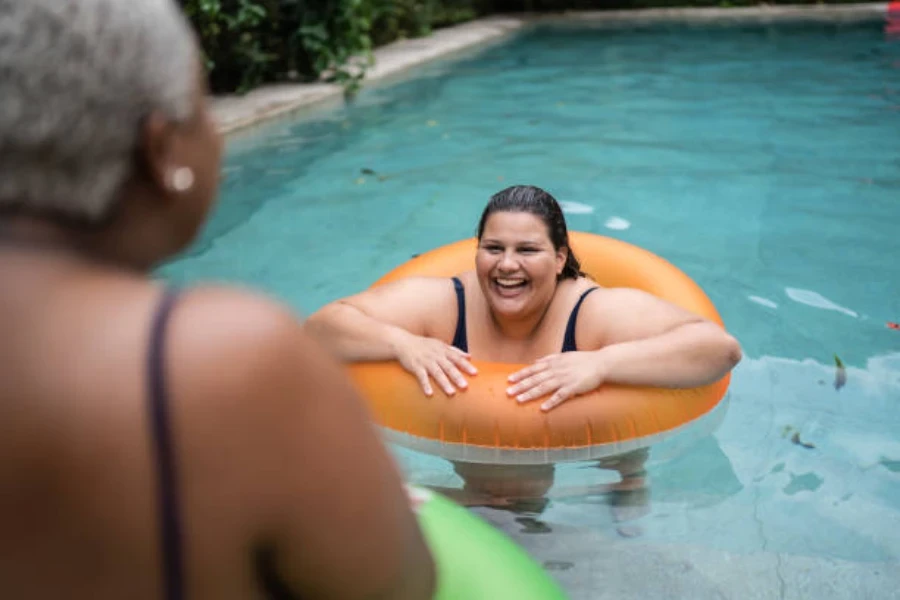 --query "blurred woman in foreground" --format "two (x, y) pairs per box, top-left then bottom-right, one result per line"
(0, 0), (434, 598)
